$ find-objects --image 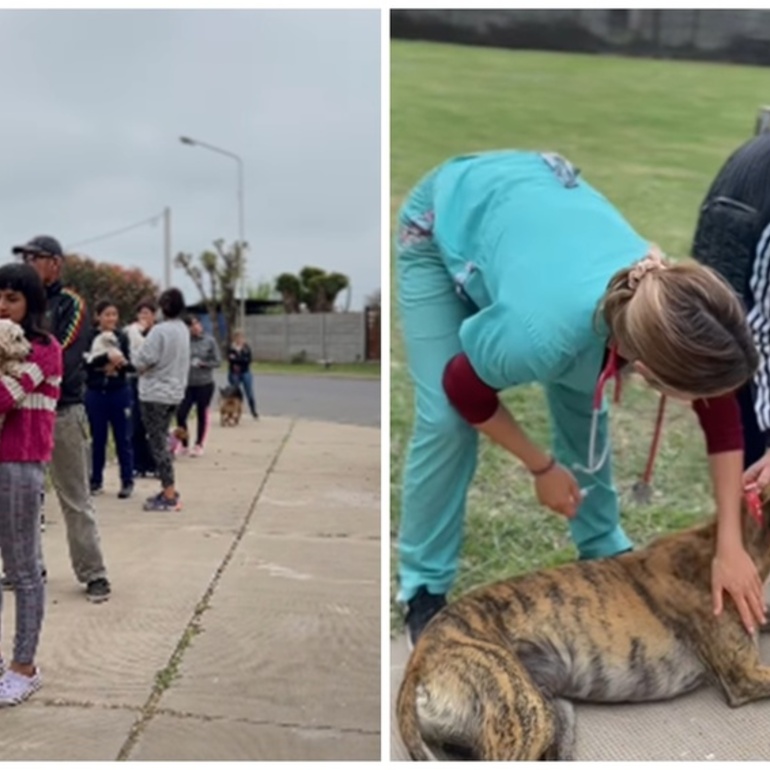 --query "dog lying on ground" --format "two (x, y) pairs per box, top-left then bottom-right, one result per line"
(397, 492), (770, 761)
(219, 384), (243, 427)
